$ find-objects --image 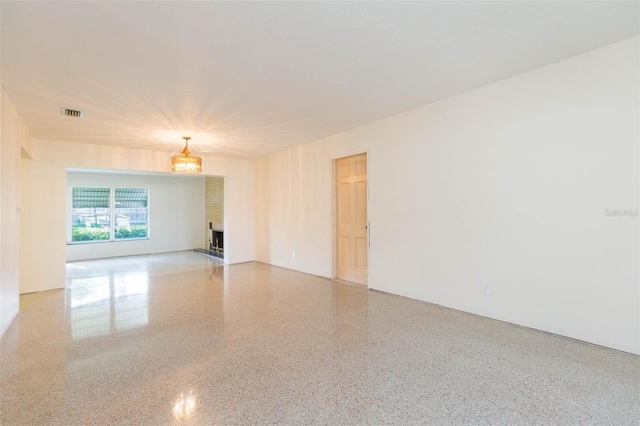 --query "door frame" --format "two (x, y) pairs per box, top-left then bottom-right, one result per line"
(331, 152), (369, 287)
